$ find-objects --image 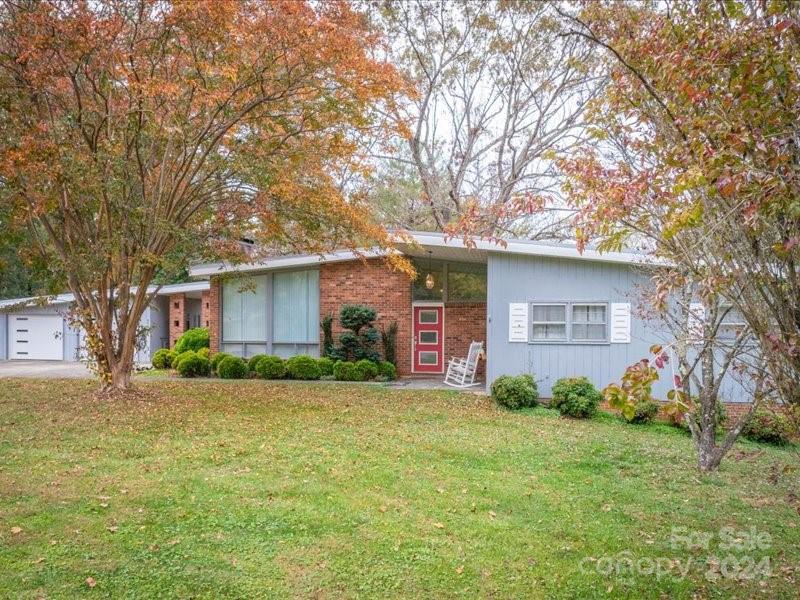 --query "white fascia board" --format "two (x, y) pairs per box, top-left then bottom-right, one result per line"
(0, 281), (211, 310)
(399, 231), (660, 266)
(0, 293), (76, 310)
(189, 249), (392, 278)
(155, 281), (210, 295)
